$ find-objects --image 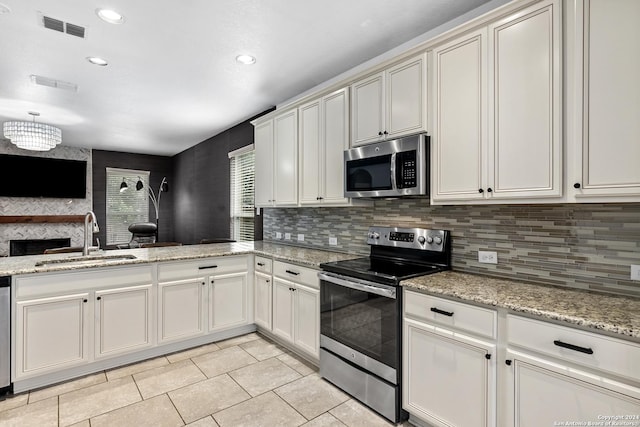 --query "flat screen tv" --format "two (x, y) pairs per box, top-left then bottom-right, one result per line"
(0, 154), (87, 198)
